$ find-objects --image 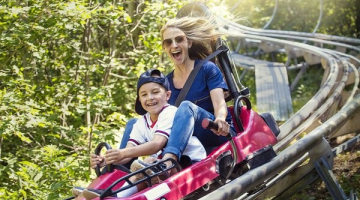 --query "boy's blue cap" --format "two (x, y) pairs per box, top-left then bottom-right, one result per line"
(135, 69), (170, 115)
